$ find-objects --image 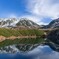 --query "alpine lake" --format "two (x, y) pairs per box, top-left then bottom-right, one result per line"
(0, 37), (59, 59)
